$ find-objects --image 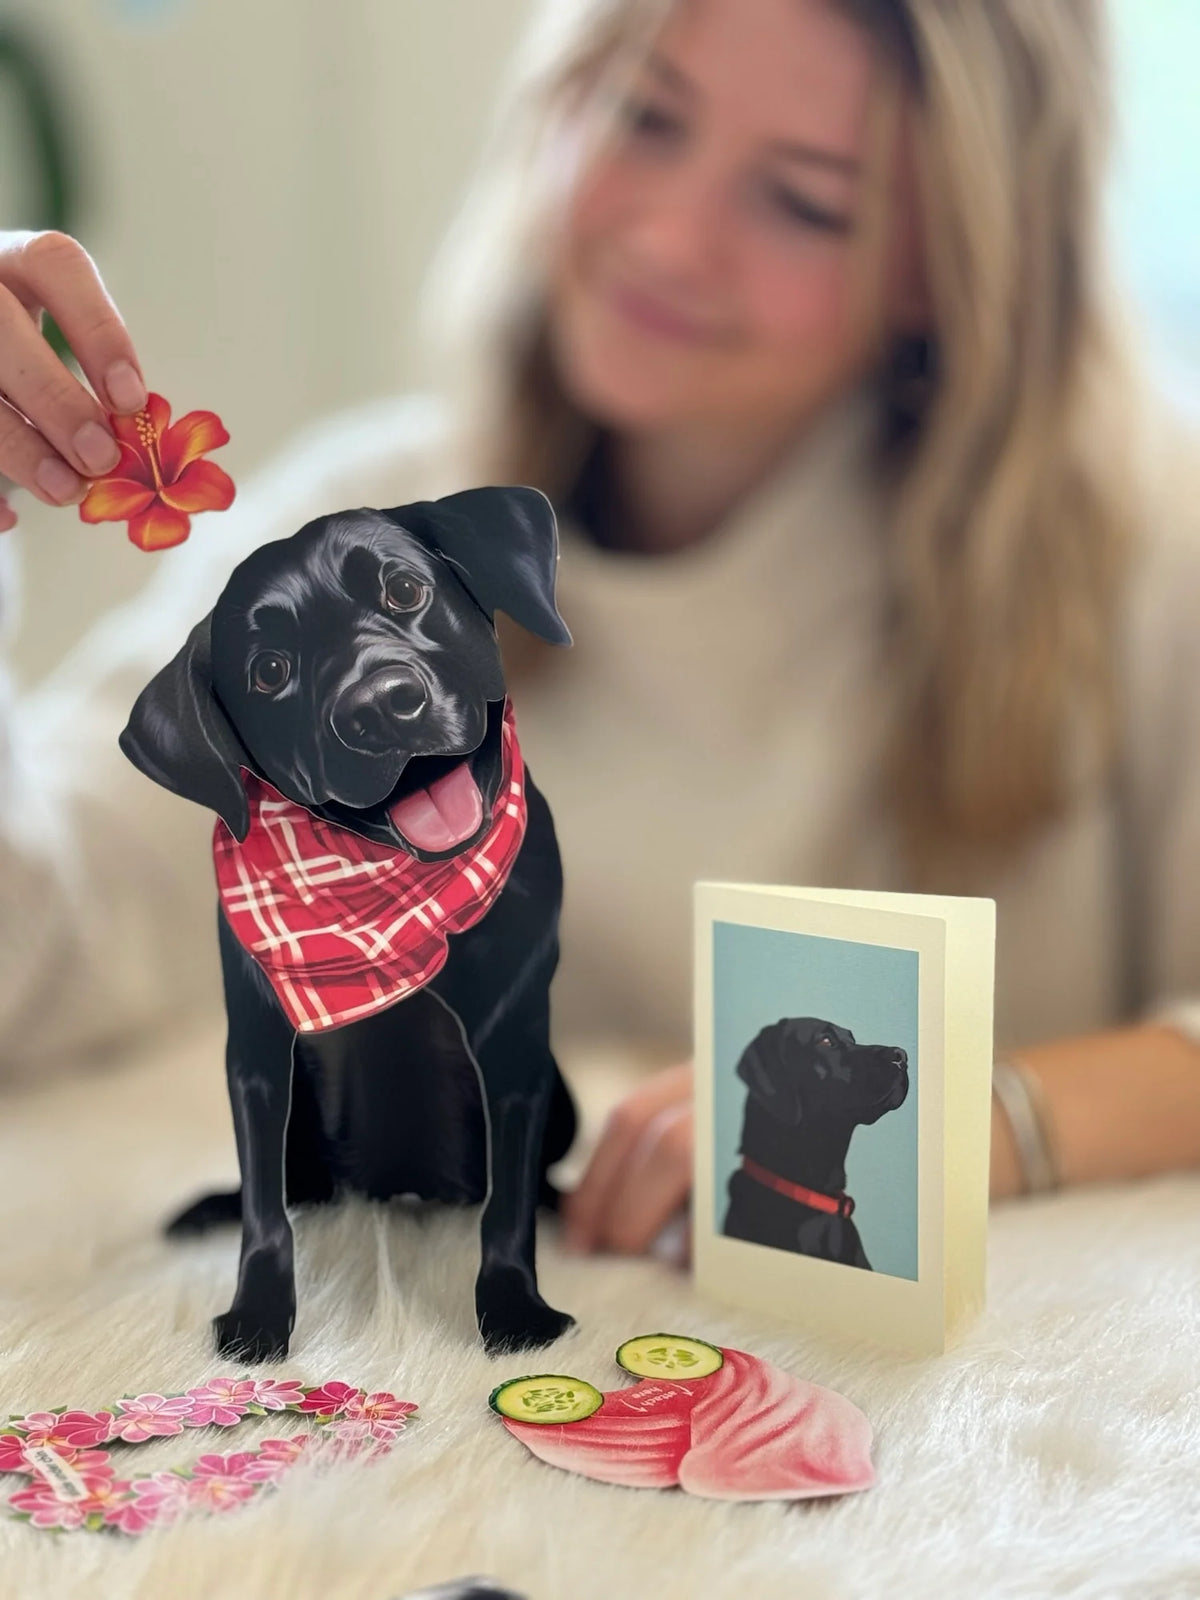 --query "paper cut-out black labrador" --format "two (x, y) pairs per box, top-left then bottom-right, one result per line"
(121, 488), (577, 1359)
(723, 1017), (908, 1270)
